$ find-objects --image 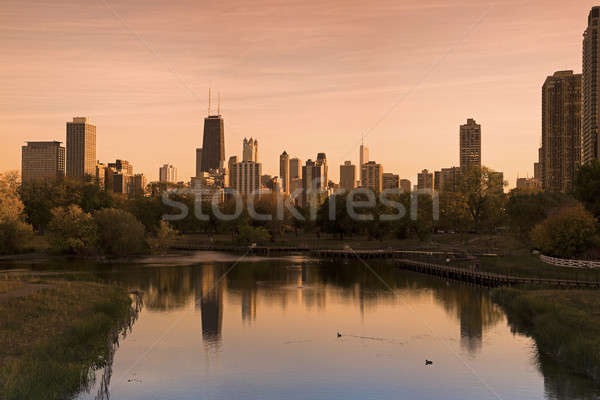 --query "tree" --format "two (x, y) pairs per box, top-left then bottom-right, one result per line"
(0, 171), (33, 254)
(506, 190), (574, 239)
(317, 193), (354, 240)
(455, 166), (506, 232)
(574, 160), (600, 218)
(237, 225), (270, 245)
(530, 204), (598, 258)
(147, 220), (178, 254)
(47, 205), (97, 255)
(93, 208), (146, 257)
